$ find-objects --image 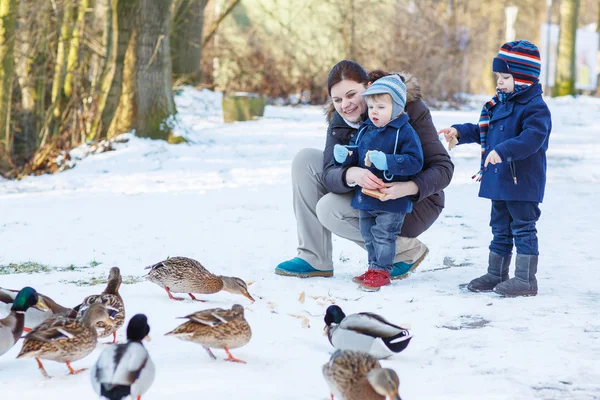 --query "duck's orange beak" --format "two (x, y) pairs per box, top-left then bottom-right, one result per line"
(243, 292), (255, 303)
